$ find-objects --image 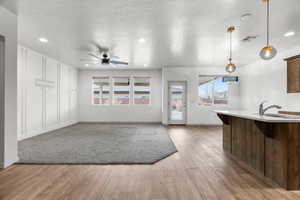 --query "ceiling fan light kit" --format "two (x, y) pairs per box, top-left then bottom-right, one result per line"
(259, 0), (277, 60)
